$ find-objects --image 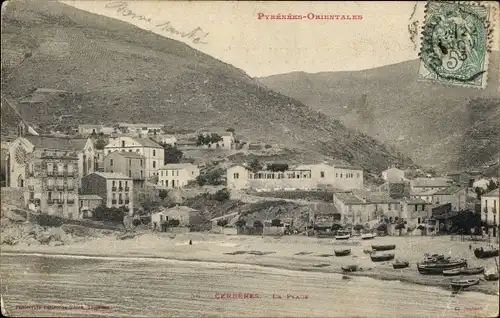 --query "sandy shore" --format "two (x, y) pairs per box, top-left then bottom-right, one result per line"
(2, 232), (499, 295)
